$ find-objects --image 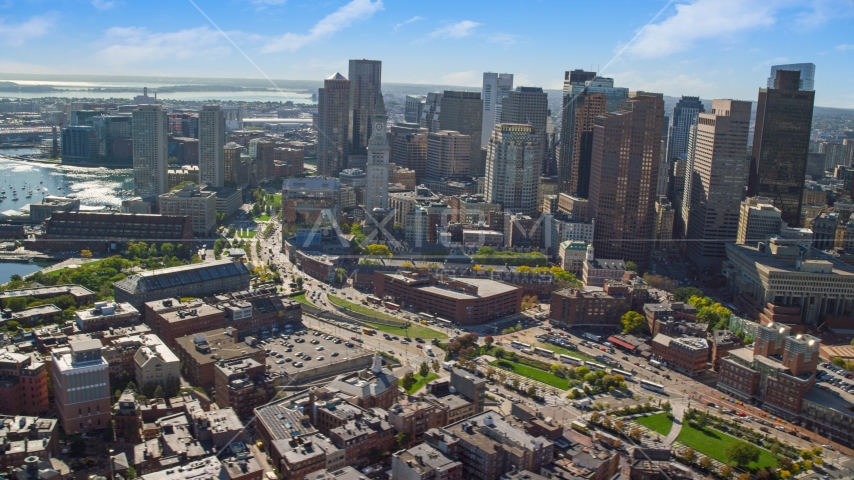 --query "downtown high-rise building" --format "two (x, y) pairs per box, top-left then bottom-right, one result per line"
(348, 59), (382, 156)
(426, 130), (471, 180)
(588, 93), (665, 266)
(198, 104), (224, 187)
(439, 91), (483, 176)
(404, 95), (425, 124)
(420, 93), (442, 133)
(681, 99), (752, 269)
(390, 123), (428, 182)
(666, 96), (705, 161)
(317, 72), (350, 177)
(485, 123), (540, 216)
(564, 75), (628, 113)
(223, 142), (246, 187)
(364, 94), (390, 214)
(747, 70), (816, 227)
(481, 72), (514, 148)
(132, 104), (168, 196)
(767, 63), (816, 91)
(501, 87), (549, 175)
(557, 88), (607, 197)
